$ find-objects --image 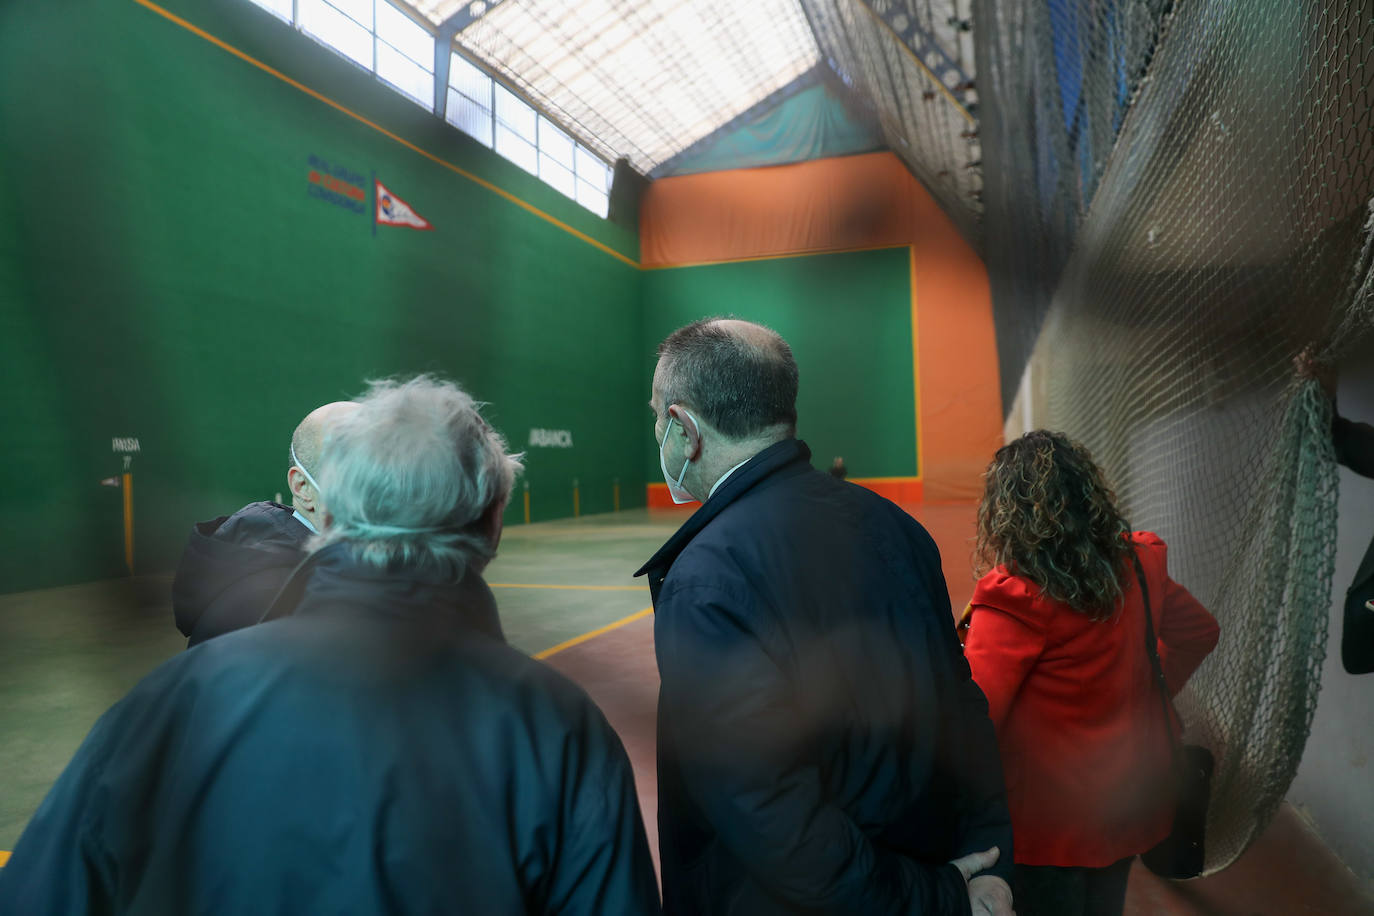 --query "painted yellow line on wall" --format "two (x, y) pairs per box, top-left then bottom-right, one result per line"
(129, 0), (637, 269)
(641, 242), (911, 271)
(0, 850), (9, 867)
(489, 583), (648, 592)
(533, 607), (653, 660)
